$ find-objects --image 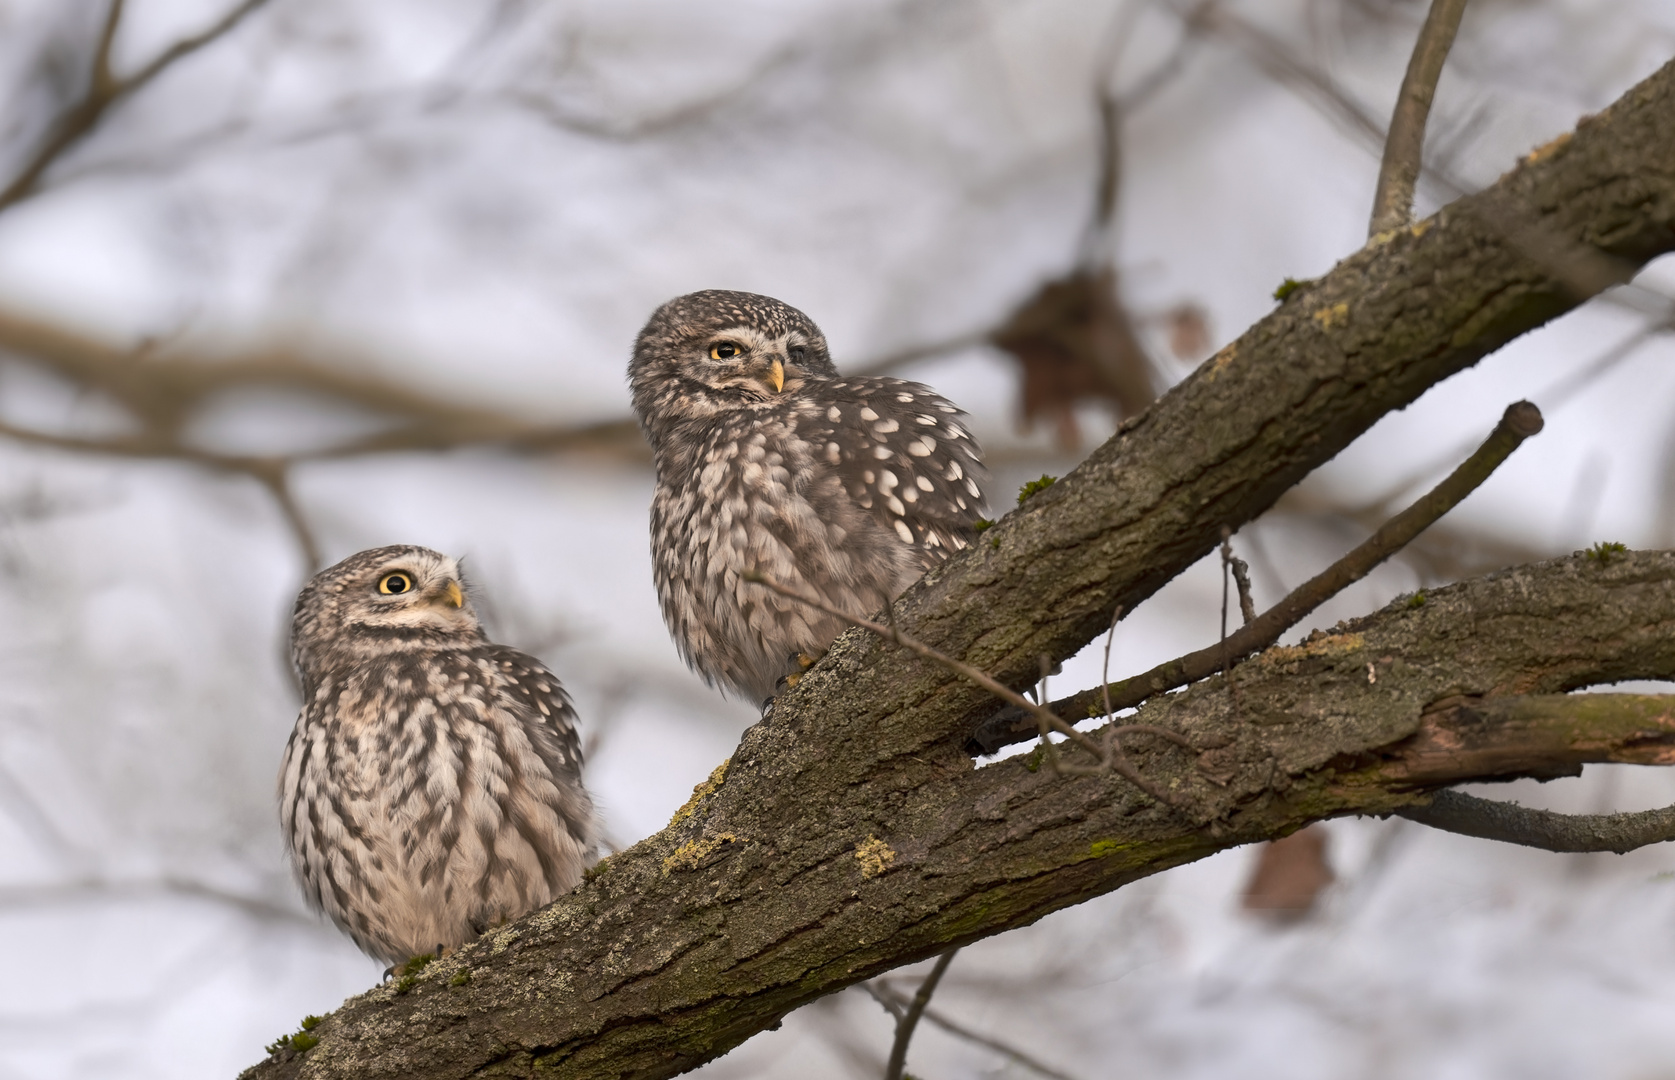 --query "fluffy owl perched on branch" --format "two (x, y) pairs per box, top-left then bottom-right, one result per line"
(279, 545), (595, 965)
(629, 290), (990, 703)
